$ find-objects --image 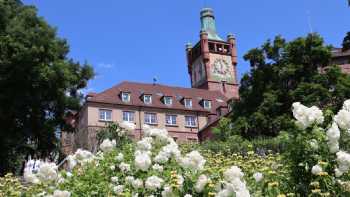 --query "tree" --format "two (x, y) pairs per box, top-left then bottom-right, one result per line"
(343, 32), (350, 51)
(0, 0), (94, 175)
(230, 34), (350, 138)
